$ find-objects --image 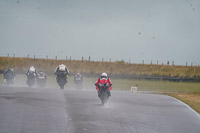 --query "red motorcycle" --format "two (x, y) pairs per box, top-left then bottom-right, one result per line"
(96, 79), (111, 105)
